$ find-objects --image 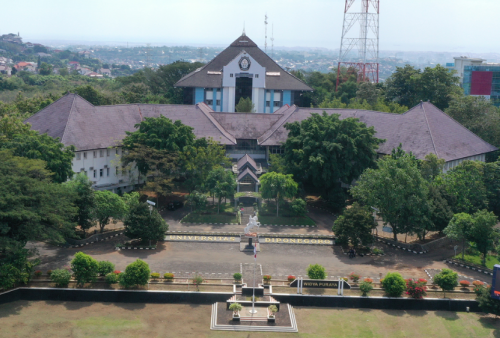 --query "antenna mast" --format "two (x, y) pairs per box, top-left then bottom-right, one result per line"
(271, 24), (274, 58)
(264, 14), (268, 53)
(336, 0), (379, 90)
